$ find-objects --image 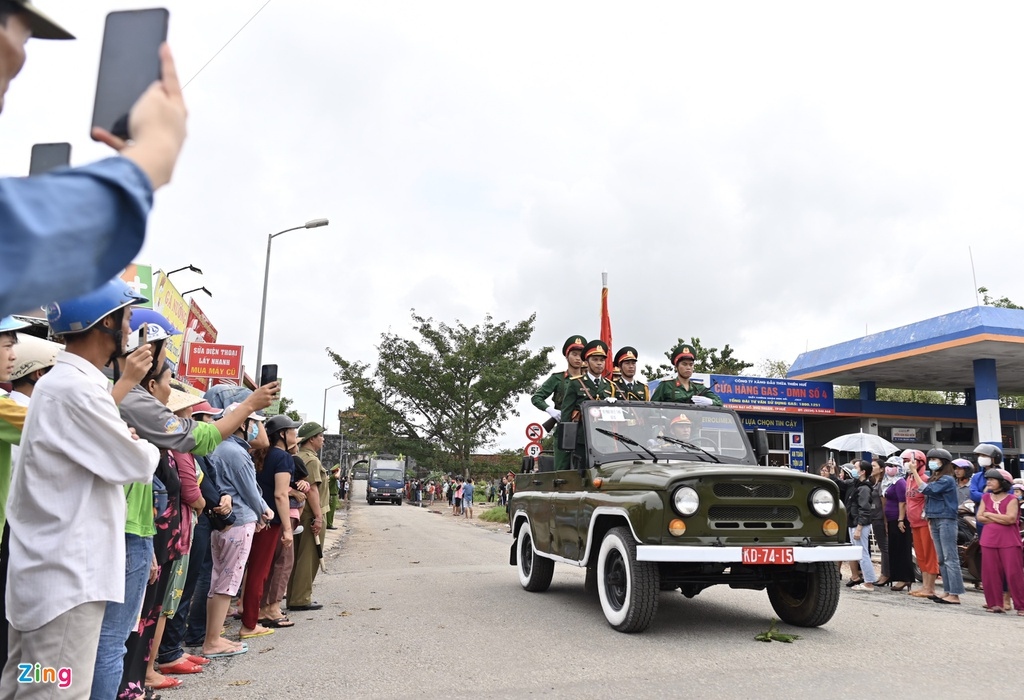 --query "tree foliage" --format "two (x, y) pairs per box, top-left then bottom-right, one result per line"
(327, 311), (553, 471)
(979, 286), (1023, 310)
(759, 359), (790, 379)
(833, 386), (949, 404)
(641, 337), (754, 382)
(277, 395), (303, 423)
